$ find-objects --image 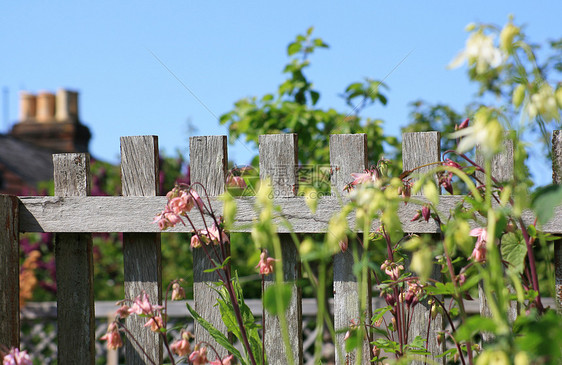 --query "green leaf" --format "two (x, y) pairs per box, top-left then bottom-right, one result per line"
(532, 184), (562, 225)
(371, 305), (392, 326)
(287, 42), (302, 56)
(344, 329), (360, 352)
(455, 315), (497, 341)
(204, 256), (231, 273)
(425, 282), (456, 295)
(186, 302), (245, 363)
(263, 283), (292, 315)
(310, 90), (320, 106)
(501, 232), (527, 275)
